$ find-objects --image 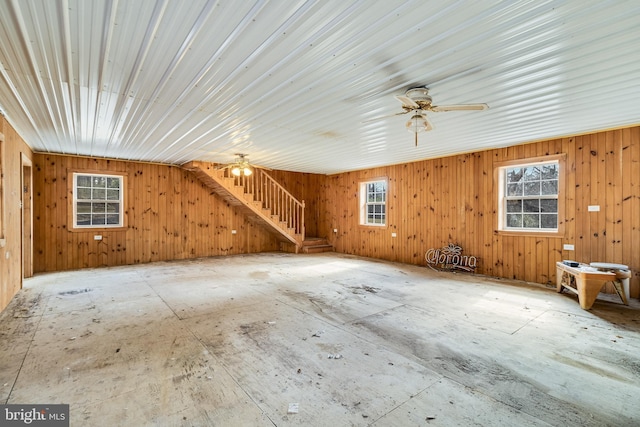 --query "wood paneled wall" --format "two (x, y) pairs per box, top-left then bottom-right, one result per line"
(318, 127), (640, 298)
(17, 126), (640, 302)
(267, 169), (322, 237)
(0, 118), (34, 312)
(32, 154), (280, 273)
